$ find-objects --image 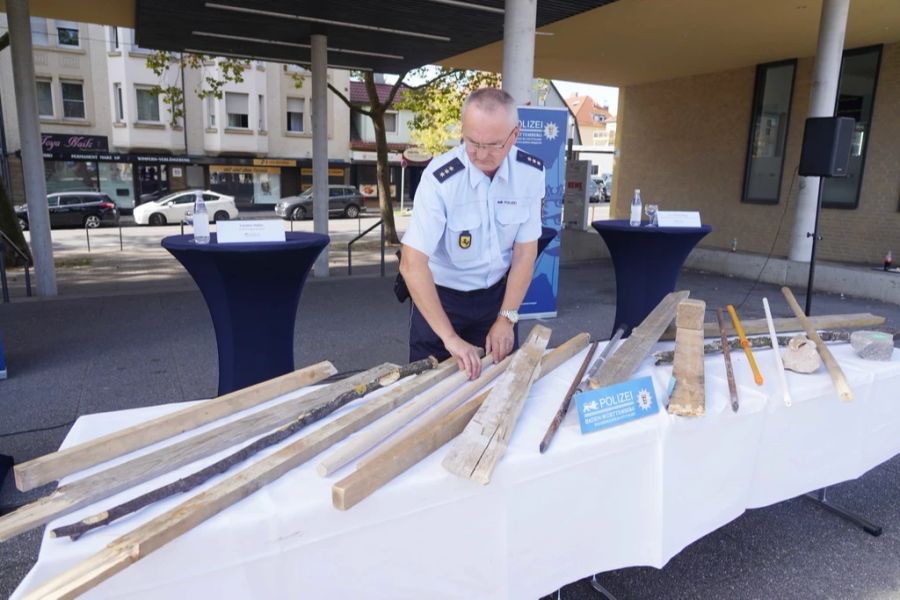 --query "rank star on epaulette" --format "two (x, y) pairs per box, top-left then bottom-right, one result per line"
(516, 150), (543, 170)
(433, 157), (465, 183)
